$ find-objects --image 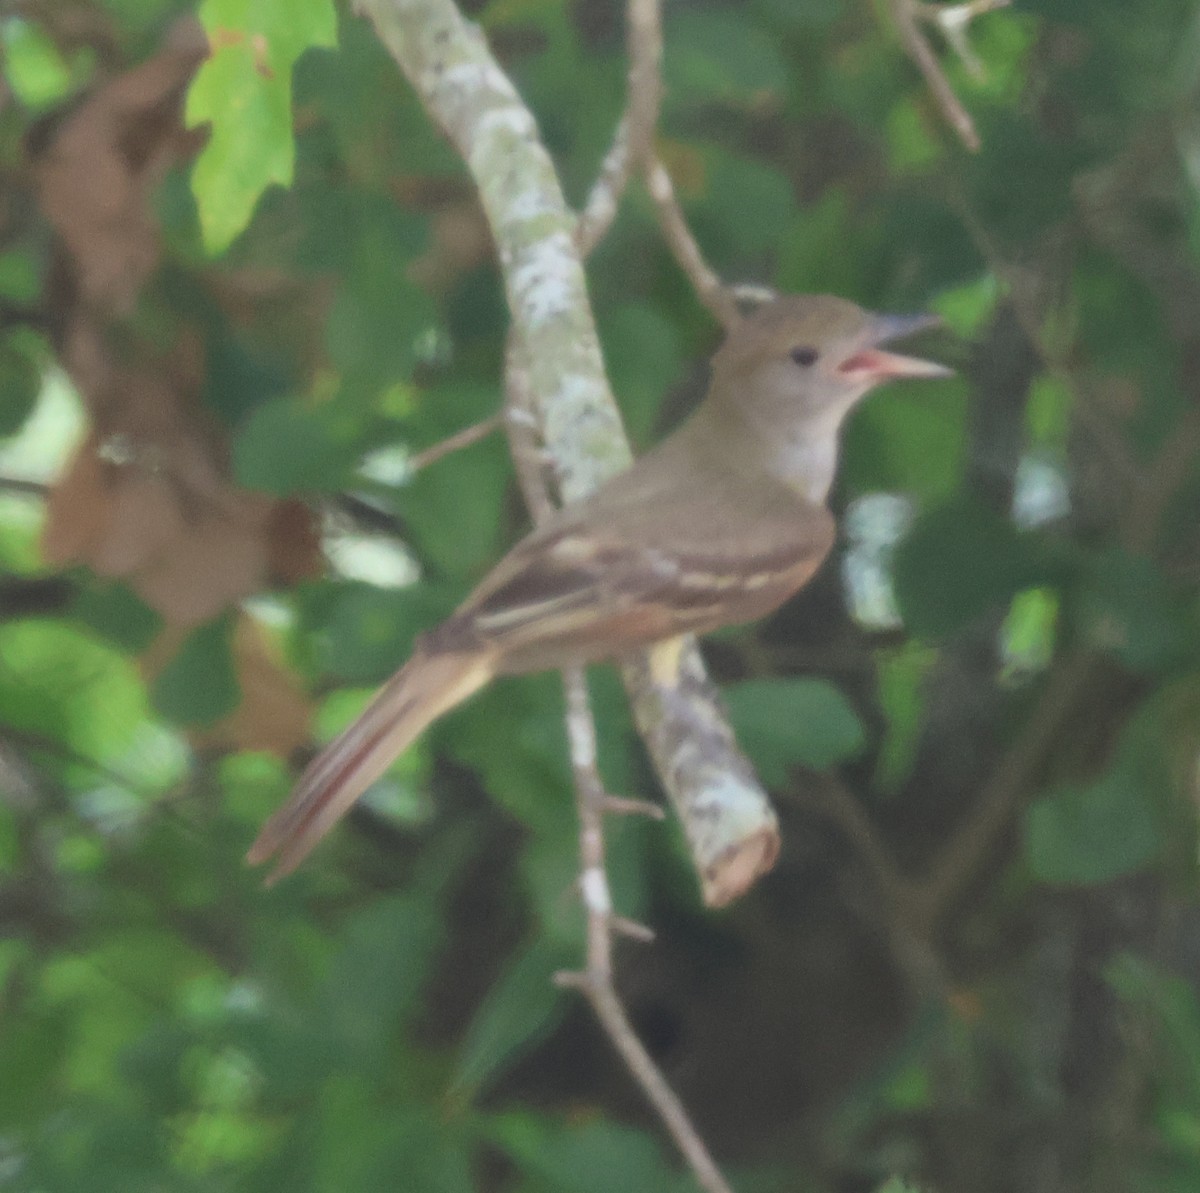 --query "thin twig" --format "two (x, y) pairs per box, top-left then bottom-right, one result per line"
(575, 0), (664, 257)
(558, 668), (734, 1193)
(503, 332), (556, 522)
(505, 312), (735, 1193)
(407, 412), (503, 474)
(576, 115), (634, 257)
(921, 0), (1012, 81)
(644, 157), (740, 328)
(889, 0), (981, 151)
